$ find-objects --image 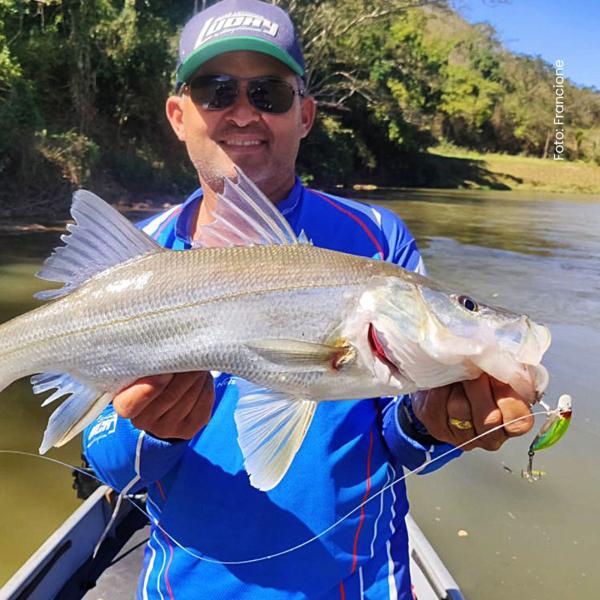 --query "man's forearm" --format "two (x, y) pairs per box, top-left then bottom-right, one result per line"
(83, 404), (188, 493)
